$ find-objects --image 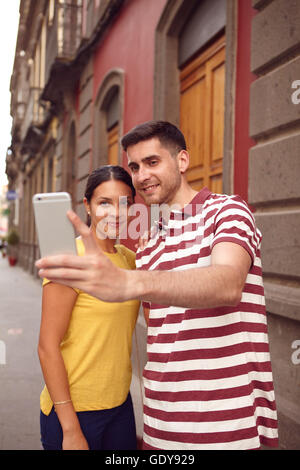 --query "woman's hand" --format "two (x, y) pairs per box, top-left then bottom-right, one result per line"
(135, 230), (150, 251)
(63, 428), (89, 450)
